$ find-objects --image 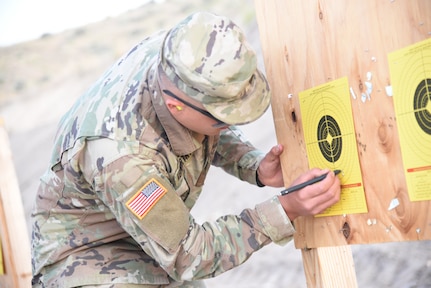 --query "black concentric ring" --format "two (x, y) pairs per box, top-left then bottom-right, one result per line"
(317, 115), (343, 163)
(413, 78), (431, 135)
